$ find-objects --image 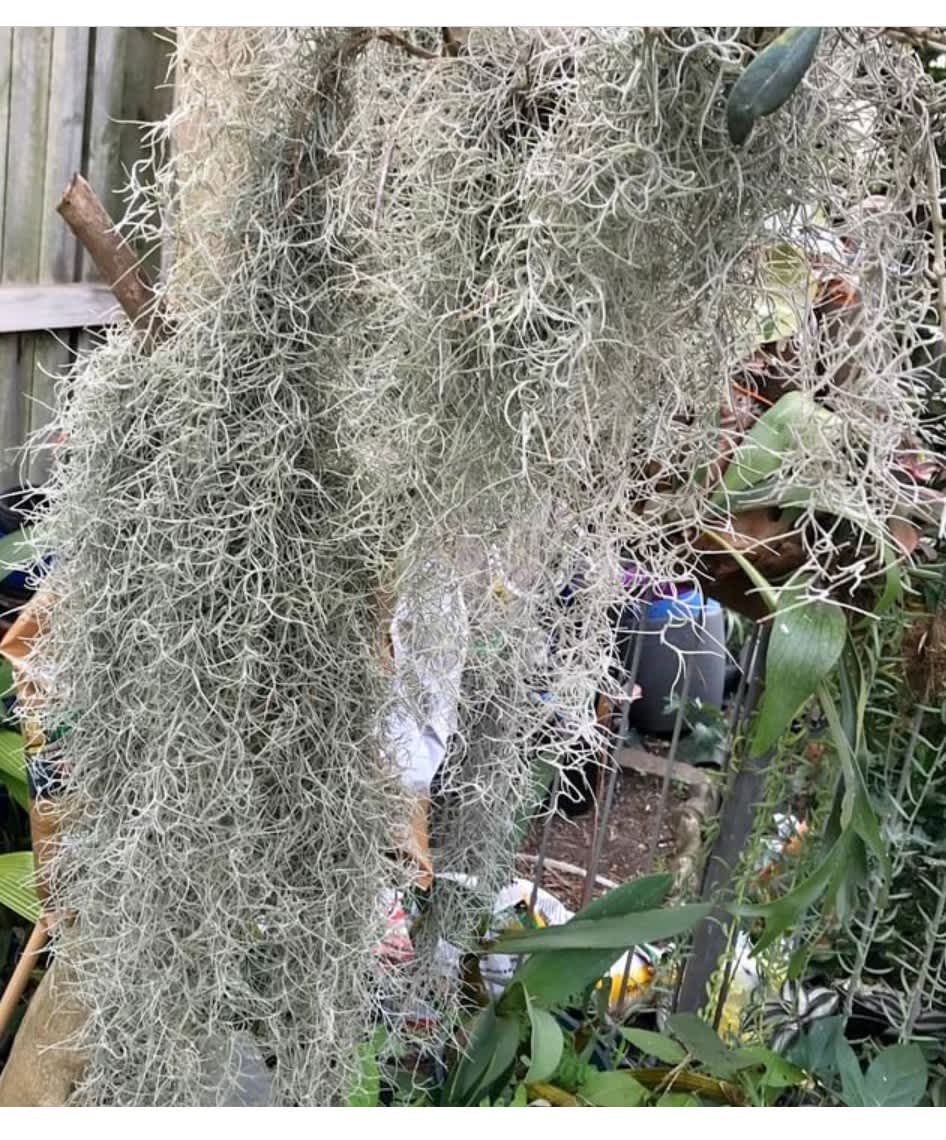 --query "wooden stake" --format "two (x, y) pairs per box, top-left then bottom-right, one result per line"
(56, 173), (163, 339)
(0, 920), (48, 1042)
